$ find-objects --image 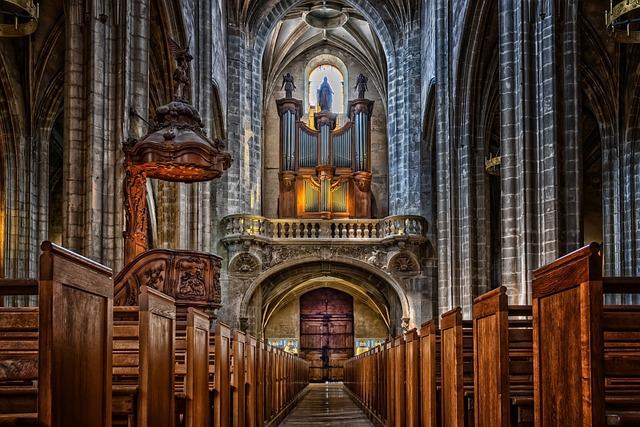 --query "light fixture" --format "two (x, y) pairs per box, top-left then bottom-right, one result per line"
(485, 153), (501, 176)
(0, 0), (38, 37)
(605, 0), (640, 43)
